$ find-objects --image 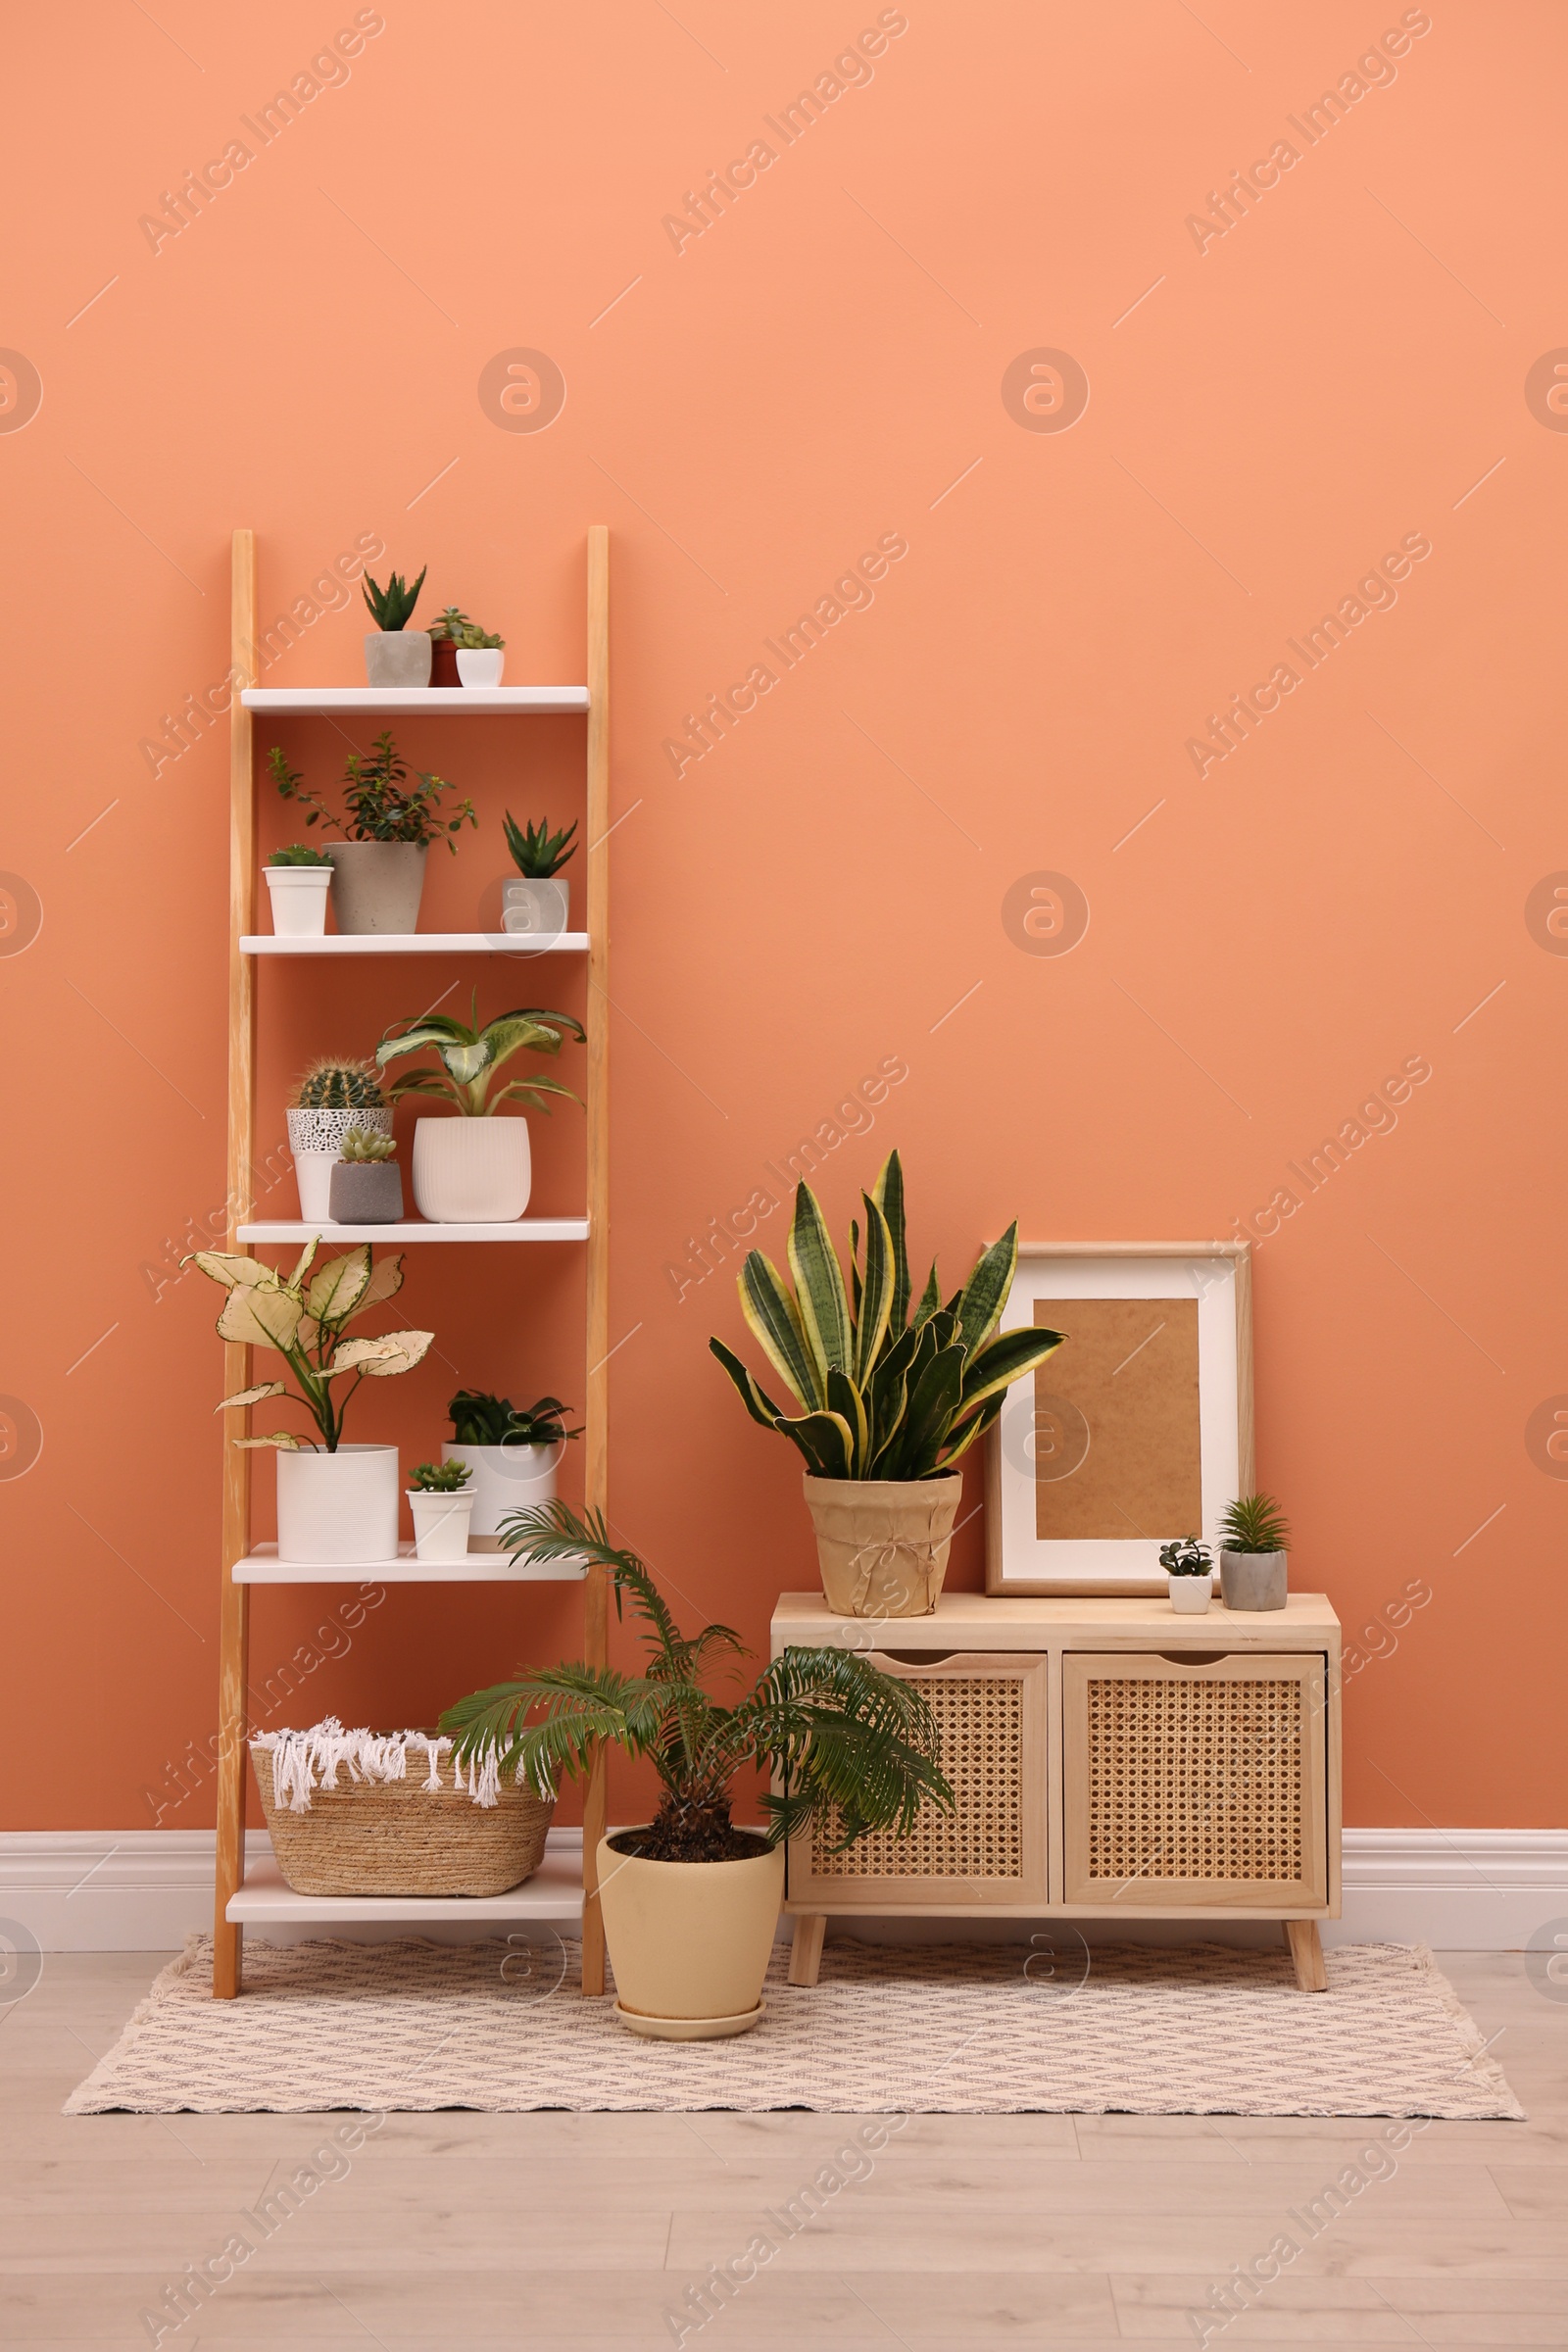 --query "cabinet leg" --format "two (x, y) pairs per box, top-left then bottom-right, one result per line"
(1286, 1920), (1328, 1992)
(580, 1746), (608, 1997)
(213, 1584), (249, 1999)
(788, 1913), (826, 1988)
